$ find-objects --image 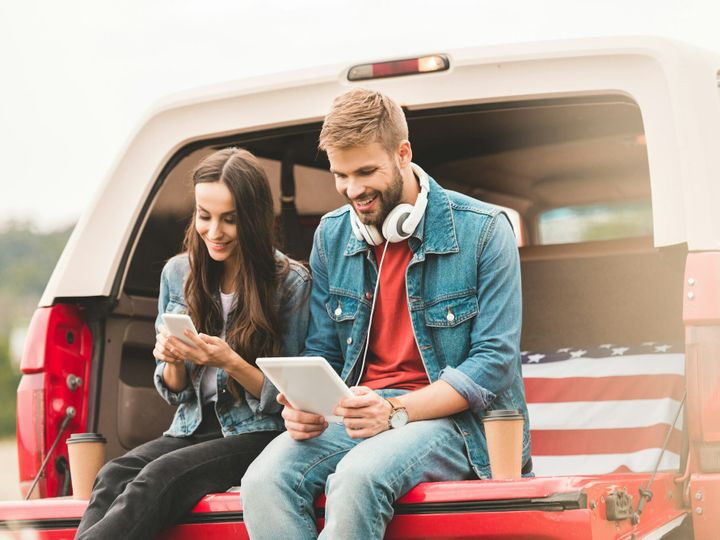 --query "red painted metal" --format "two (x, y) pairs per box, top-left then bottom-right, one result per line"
(0, 498), (85, 521)
(684, 254), (720, 468)
(385, 511), (593, 540)
(683, 253), (720, 325)
(157, 523), (250, 540)
(16, 305), (92, 498)
(0, 473), (691, 539)
(689, 474), (720, 539)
